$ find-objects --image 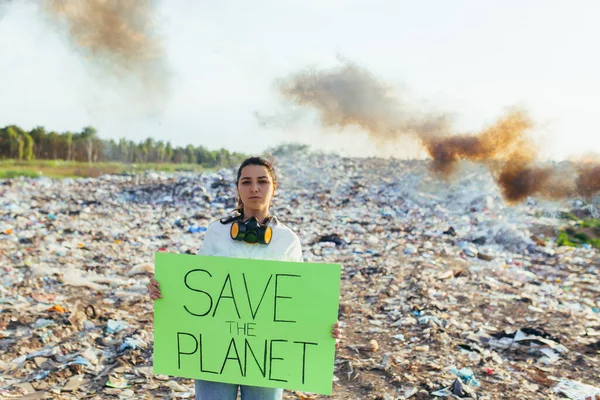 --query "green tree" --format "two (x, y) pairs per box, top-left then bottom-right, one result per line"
(46, 132), (60, 160)
(0, 124), (247, 166)
(156, 140), (166, 163)
(137, 143), (148, 162)
(165, 142), (173, 162)
(65, 132), (73, 161)
(29, 126), (47, 158)
(173, 147), (186, 163)
(81, 126), (97, 164)
(23, 133), (34, 161)
(144, 138), (155, 162)
(6, 126), (17, 159)
(17, 134), (24, 160)
(117, 138), (127, 162)
(185, 145), (195, 164)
